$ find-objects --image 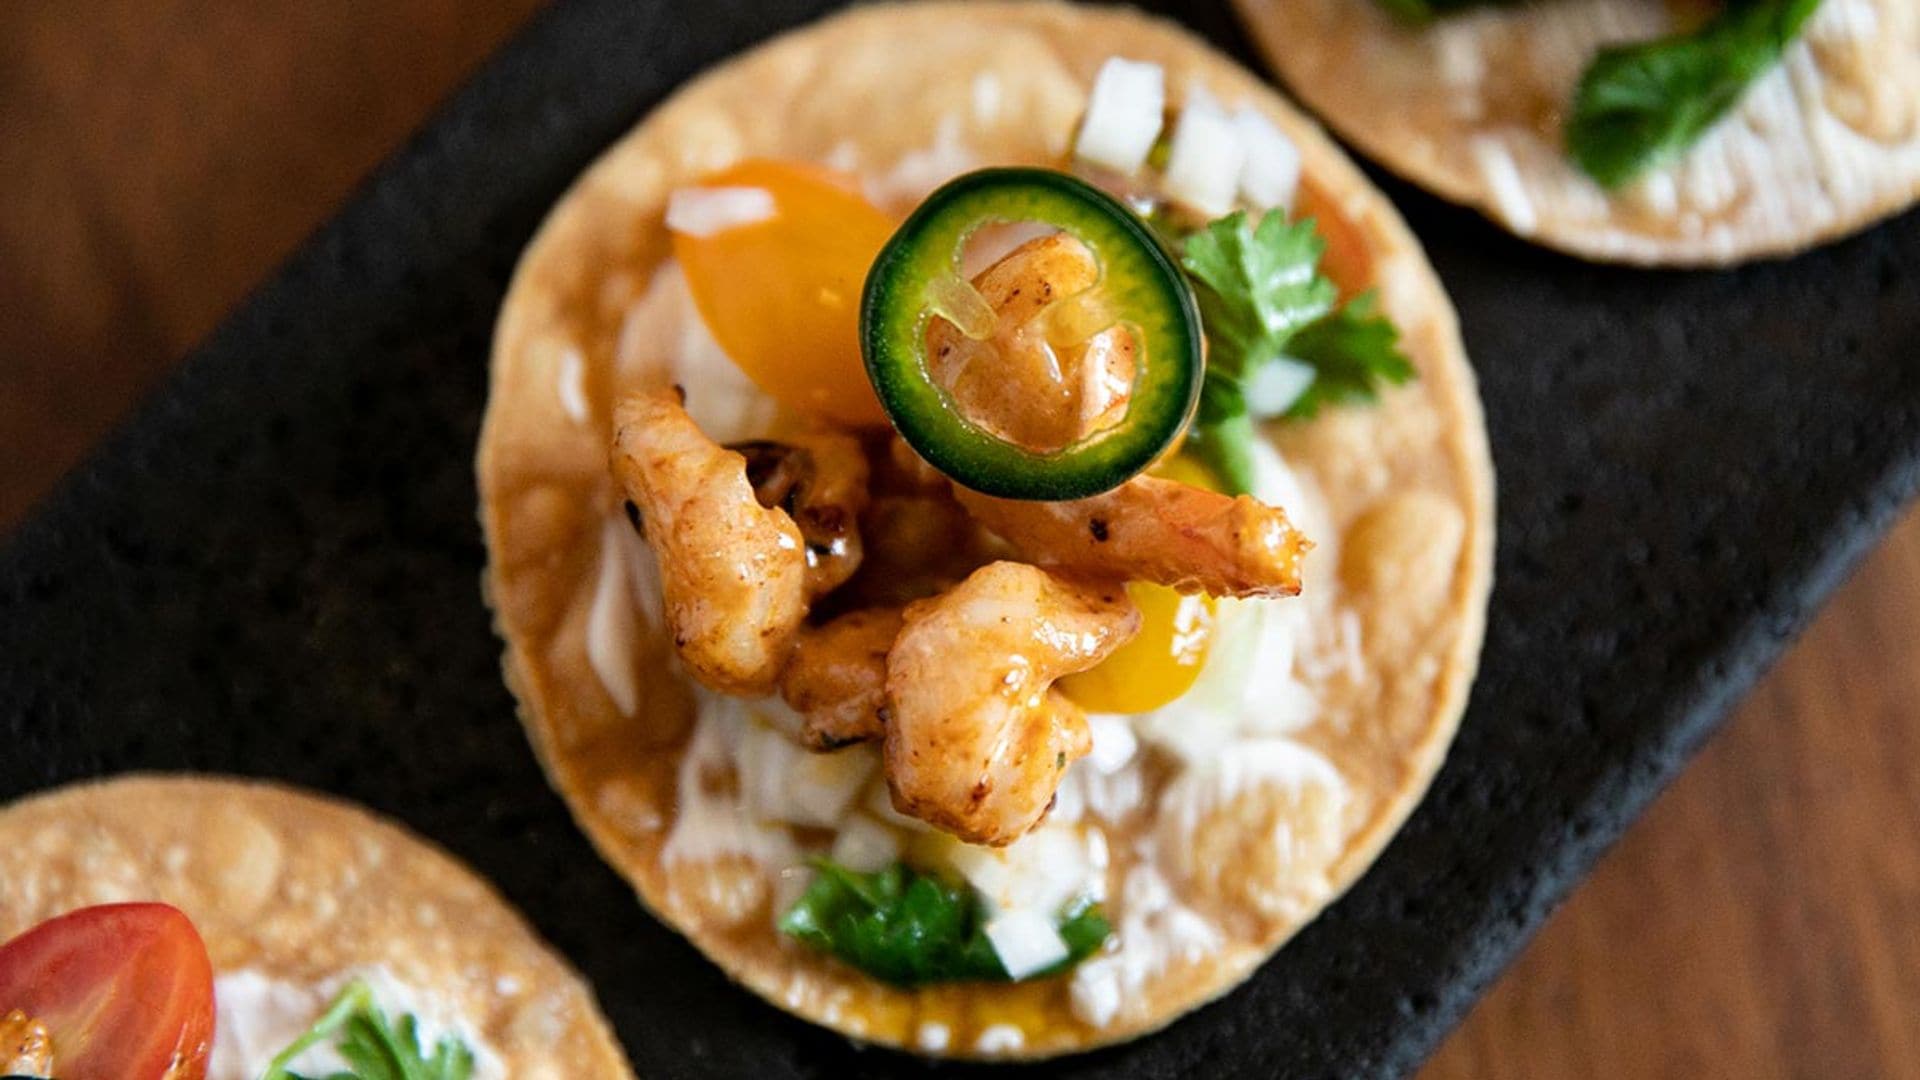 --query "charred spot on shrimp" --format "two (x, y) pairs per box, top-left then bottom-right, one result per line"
(735, 440), (812, 511)
(725, 434), (869, 597)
